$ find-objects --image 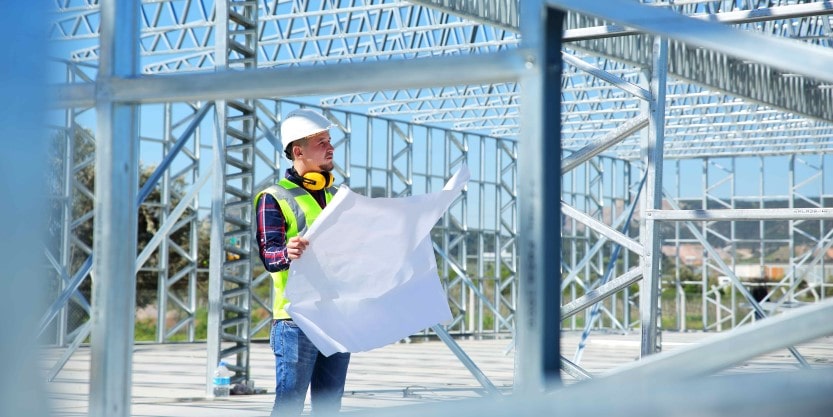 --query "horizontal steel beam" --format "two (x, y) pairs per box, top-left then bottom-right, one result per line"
(561, 267), (642, 319)
(561, 202), (644, 255)
(419, 0), (833, 41)
(550, 0), (833, 122)
(647, 207), (833, 221)
(414, 0), (833, 122)
(561, 52), (651, 101)
(52, 50), (527, 107)
(601, 298), (833, 382)
(432, 325), (501, 396)
(563, 1), (833, 41)
(54, 83), (95, 109)
(561, 114), (648, 174)
(407, 0), (519, 32)
(553, 0), (833, 82)
(693, 1), (833, 23)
